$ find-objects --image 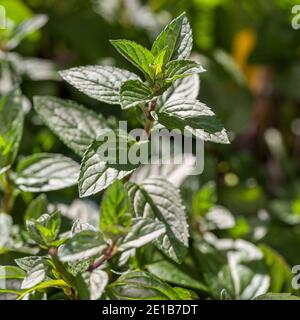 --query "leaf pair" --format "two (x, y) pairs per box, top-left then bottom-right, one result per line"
(119, 59), (205, 110)
(110, 12), (193, 80)
(26, 211), (62, 247)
